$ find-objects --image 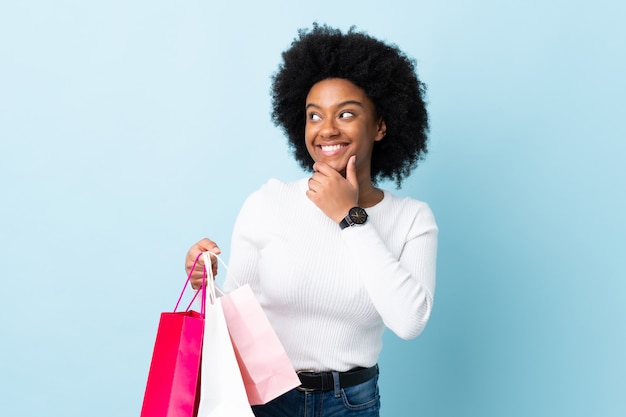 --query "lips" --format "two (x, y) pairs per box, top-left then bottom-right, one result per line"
(318, 143), (348, 156)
